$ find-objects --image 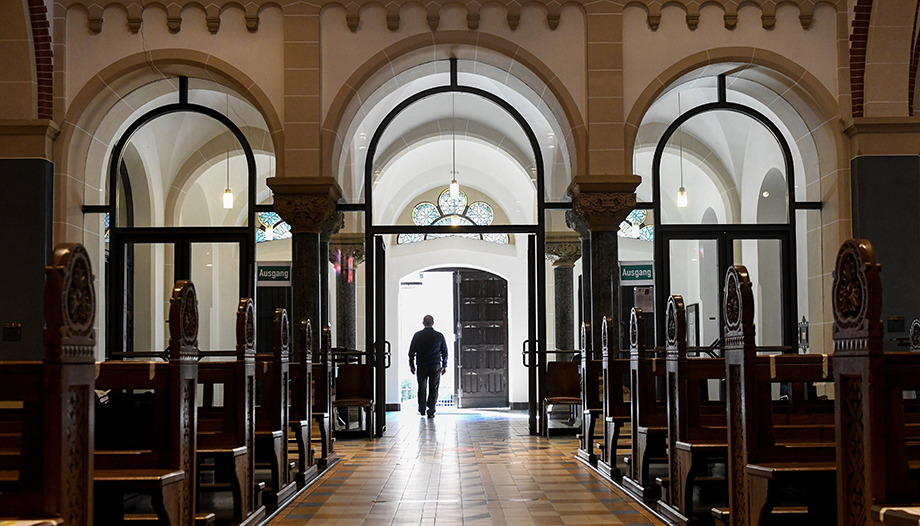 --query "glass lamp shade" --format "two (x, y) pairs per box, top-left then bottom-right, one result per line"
(223, 188), (234, 209)
(450, 179), (459, 200)
(677, 186), (688, 208)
